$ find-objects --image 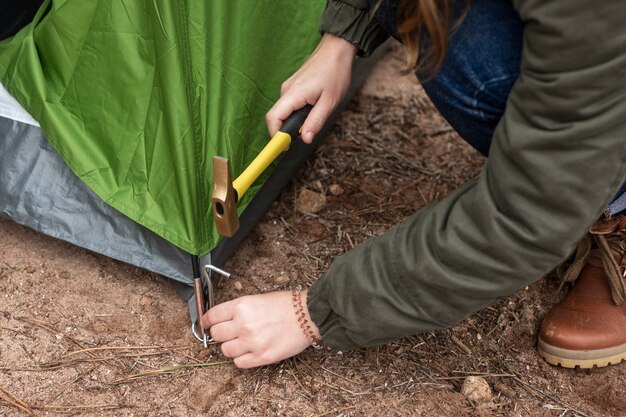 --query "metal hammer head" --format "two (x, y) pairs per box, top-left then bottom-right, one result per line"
(212, 156), (239, 237)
